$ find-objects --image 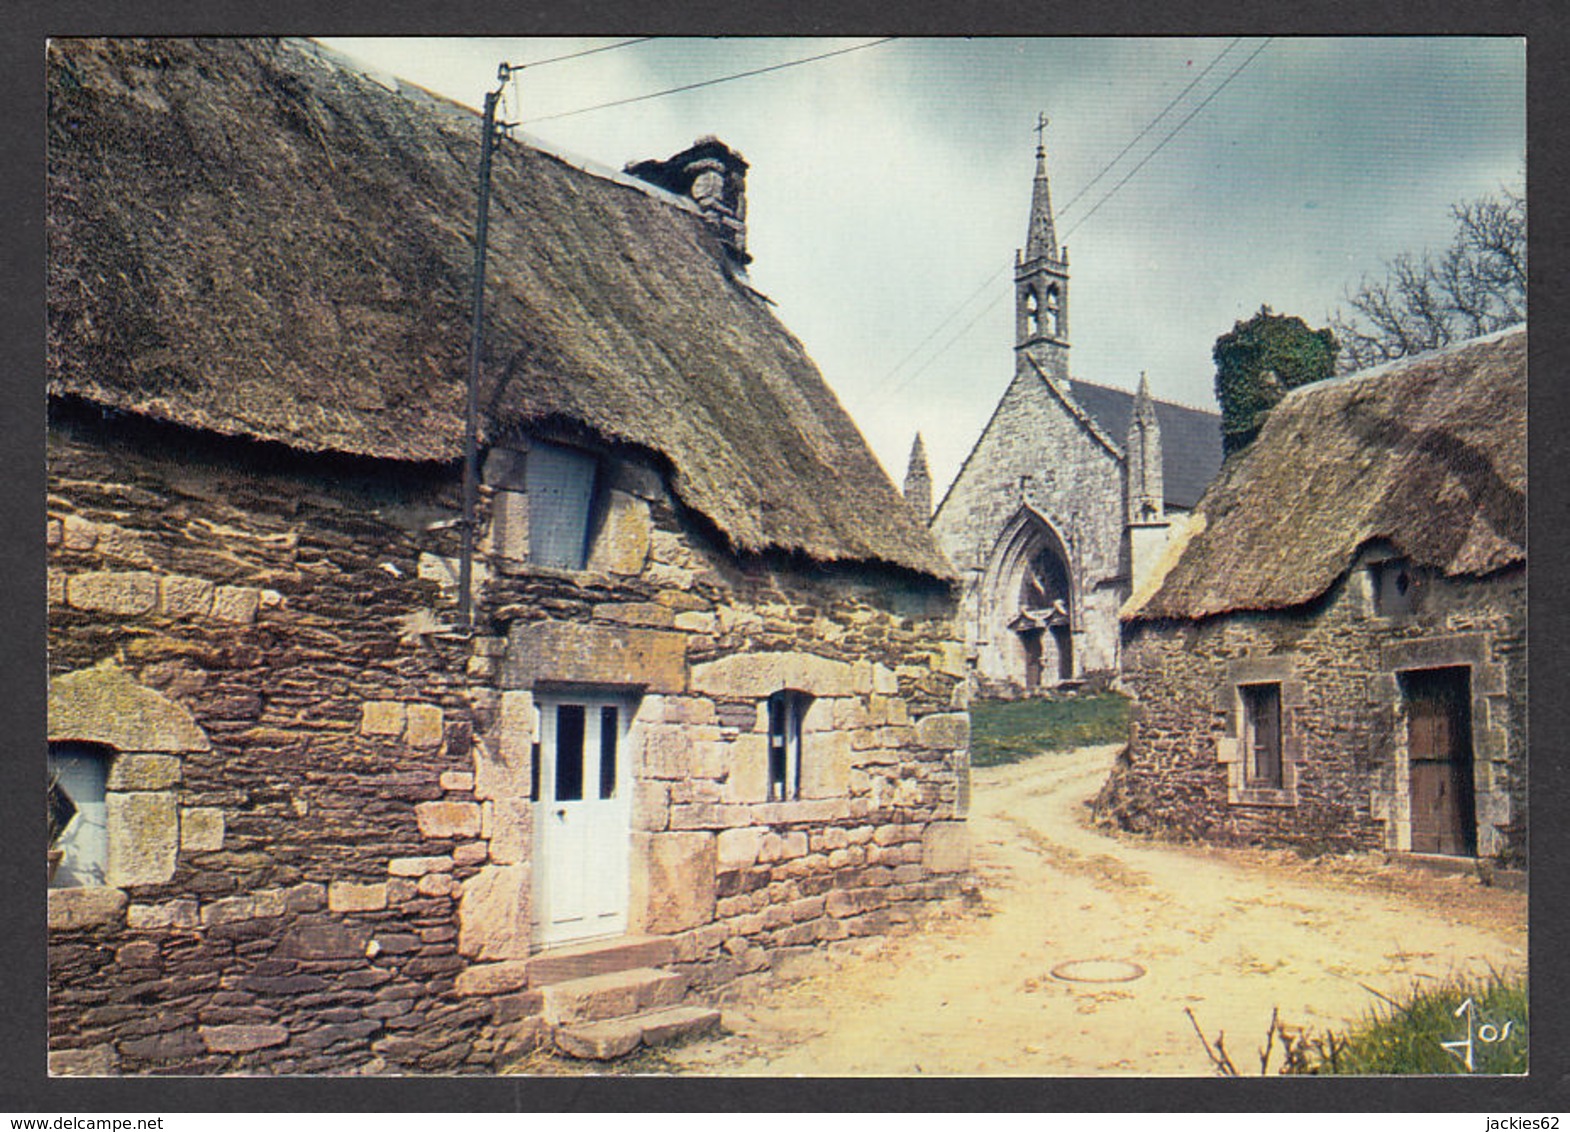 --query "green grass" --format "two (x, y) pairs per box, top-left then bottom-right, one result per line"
(969, 693), (1131, 767)
(1310, 973), (1527, 1075)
